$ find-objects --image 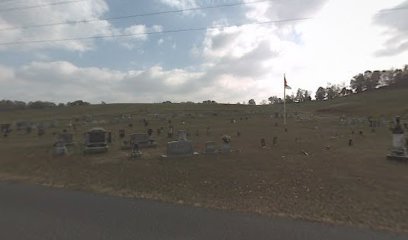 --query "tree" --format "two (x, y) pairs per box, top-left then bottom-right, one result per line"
(350, 74), (365, 93)
(268, 96), (279, 104)
(260, 99), (267, 105)
(366, 70), (381, 90)
(326, 85), (340, 100)
(295, 88), (306, 103)
(248, 99), (256, 105)
(315, 87), (326, 101)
